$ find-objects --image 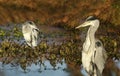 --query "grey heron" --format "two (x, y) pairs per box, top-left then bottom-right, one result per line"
(76, 16), (107, 76)
(22, 21), (39, 48)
